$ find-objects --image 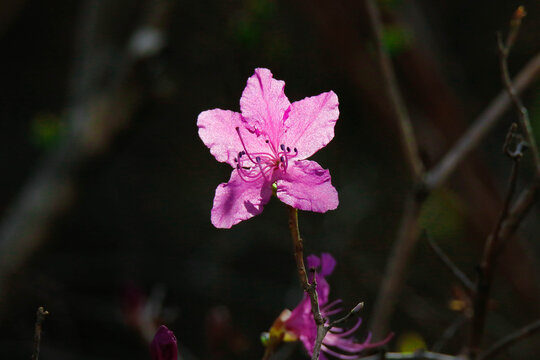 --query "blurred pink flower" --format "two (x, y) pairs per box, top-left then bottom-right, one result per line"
(268, 253), (392, 360)
(150, 325), (178, 360)
(198, 68), (339, 228)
